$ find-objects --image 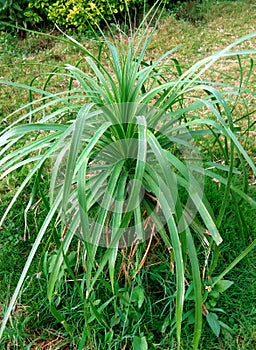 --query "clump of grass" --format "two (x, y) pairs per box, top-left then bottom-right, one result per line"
(0, 2), (256, 349)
